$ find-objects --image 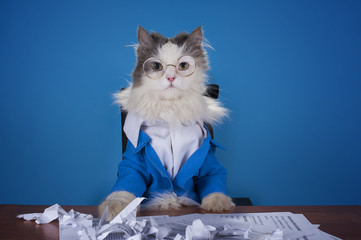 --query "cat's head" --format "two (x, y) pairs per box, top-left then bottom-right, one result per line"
(131, 26), (208, 99)
(115, 26), (226, 125)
